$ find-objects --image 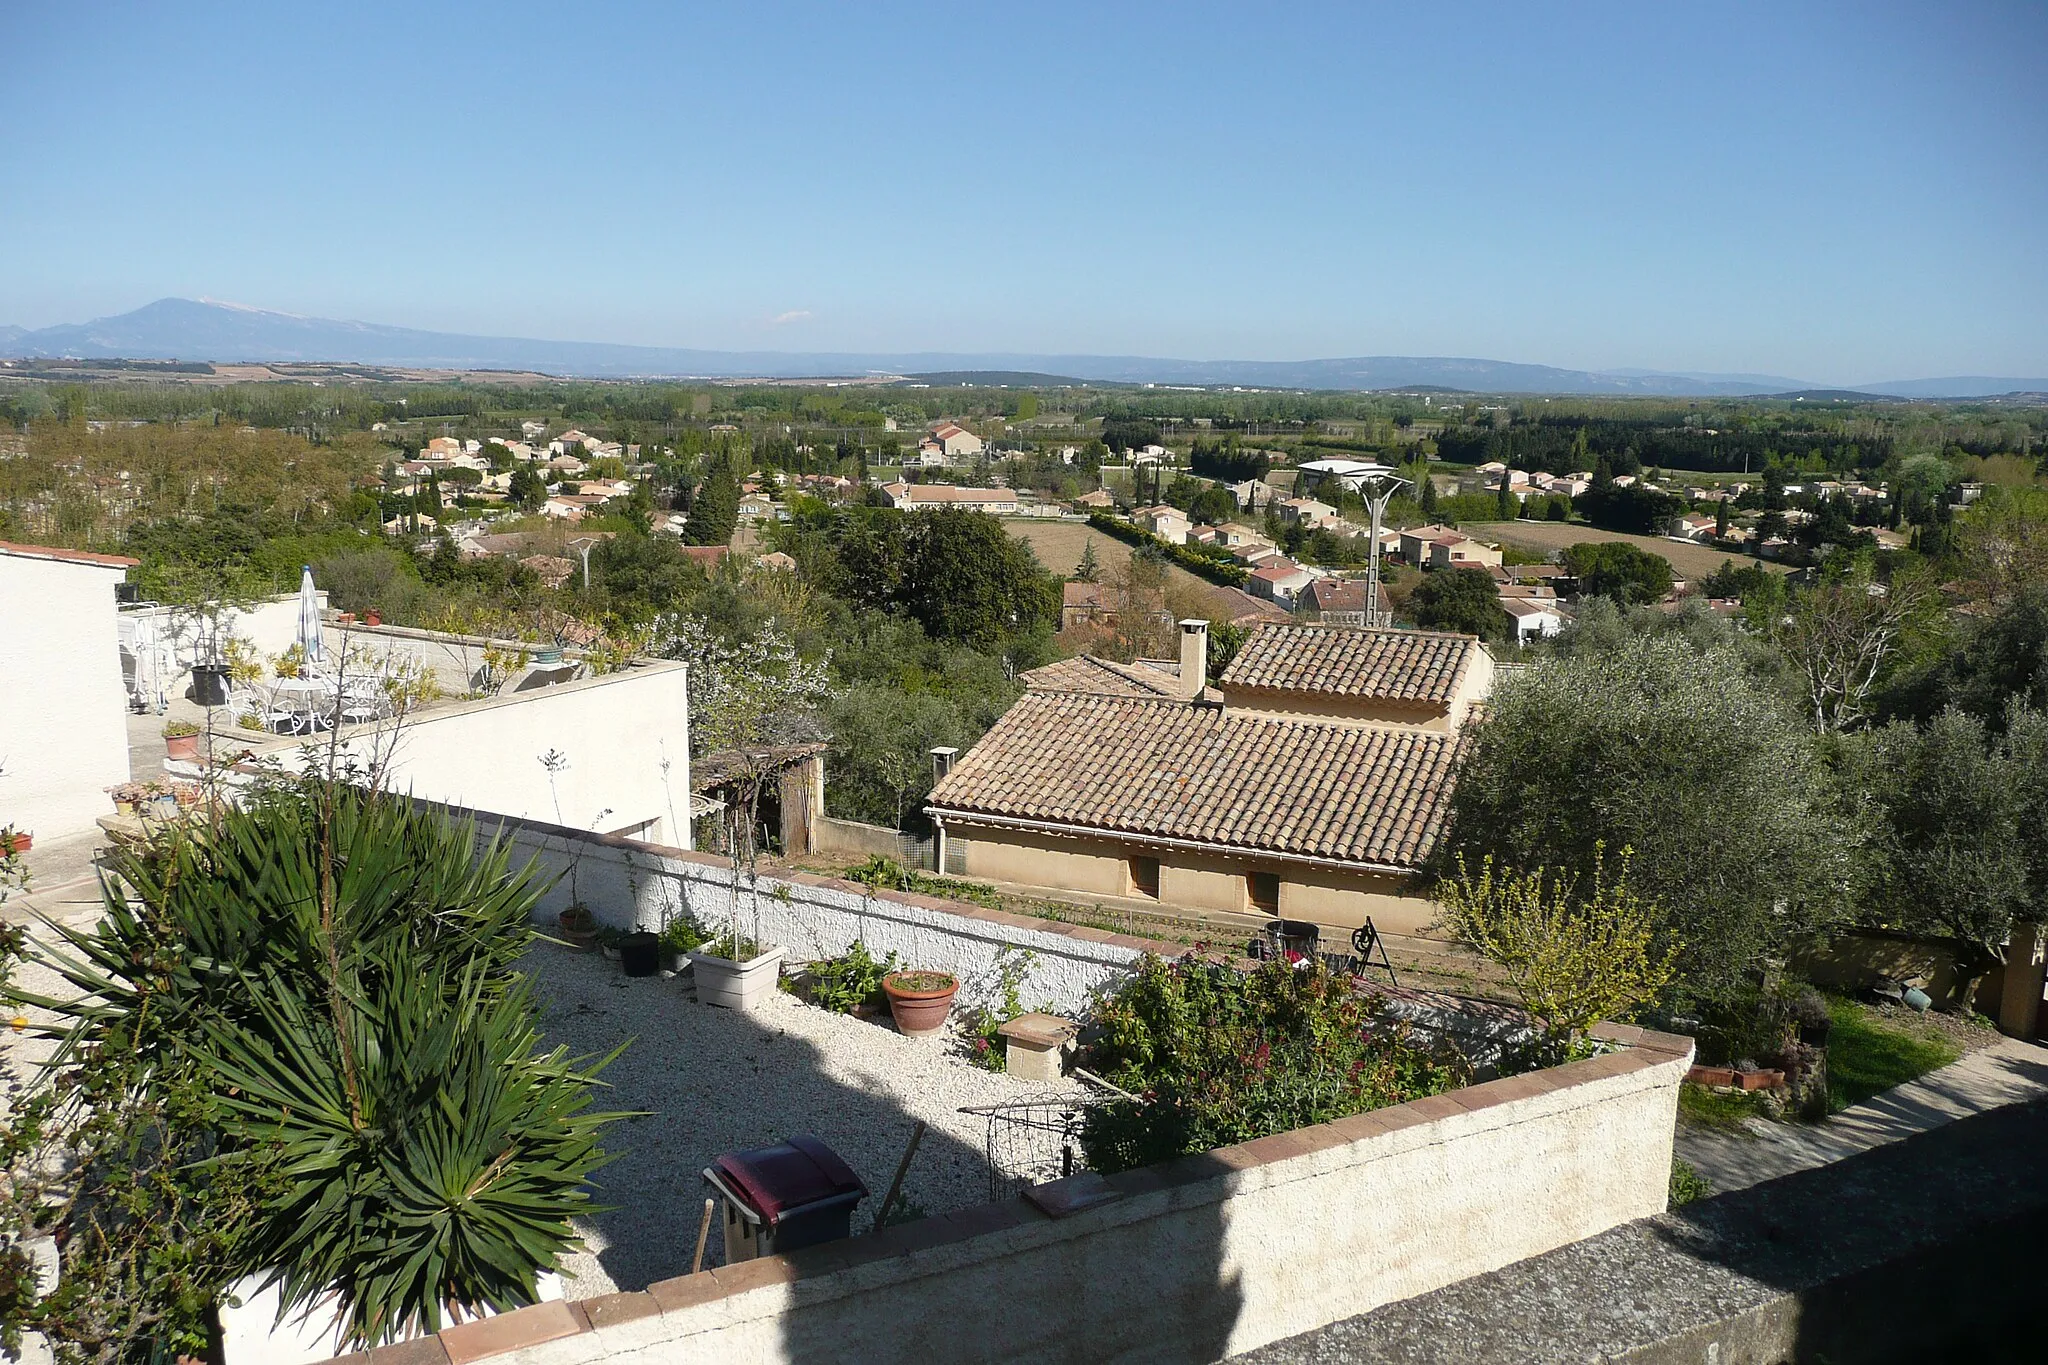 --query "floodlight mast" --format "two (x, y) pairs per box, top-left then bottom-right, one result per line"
(1359, 467), (1409, 630)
